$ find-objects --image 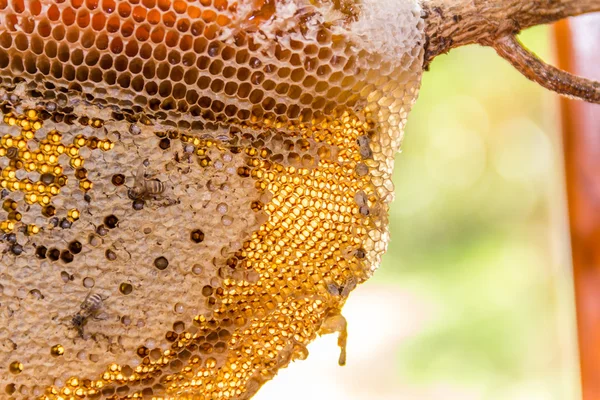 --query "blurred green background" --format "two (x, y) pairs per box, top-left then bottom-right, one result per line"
(257, 25), (579, 400)
(378, 25), (578, 400)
